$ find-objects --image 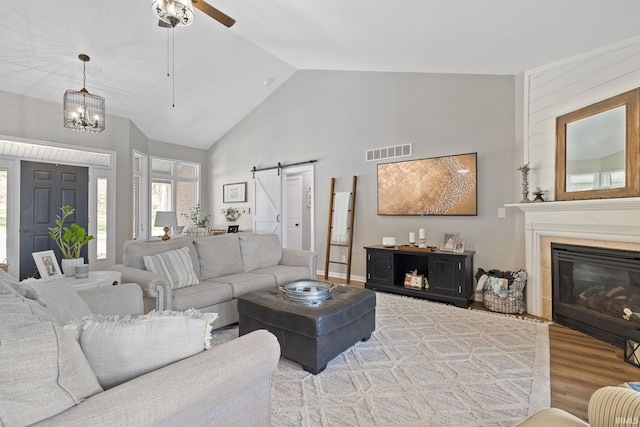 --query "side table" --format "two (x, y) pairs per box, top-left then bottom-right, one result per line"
(58, 271), (122, 290)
